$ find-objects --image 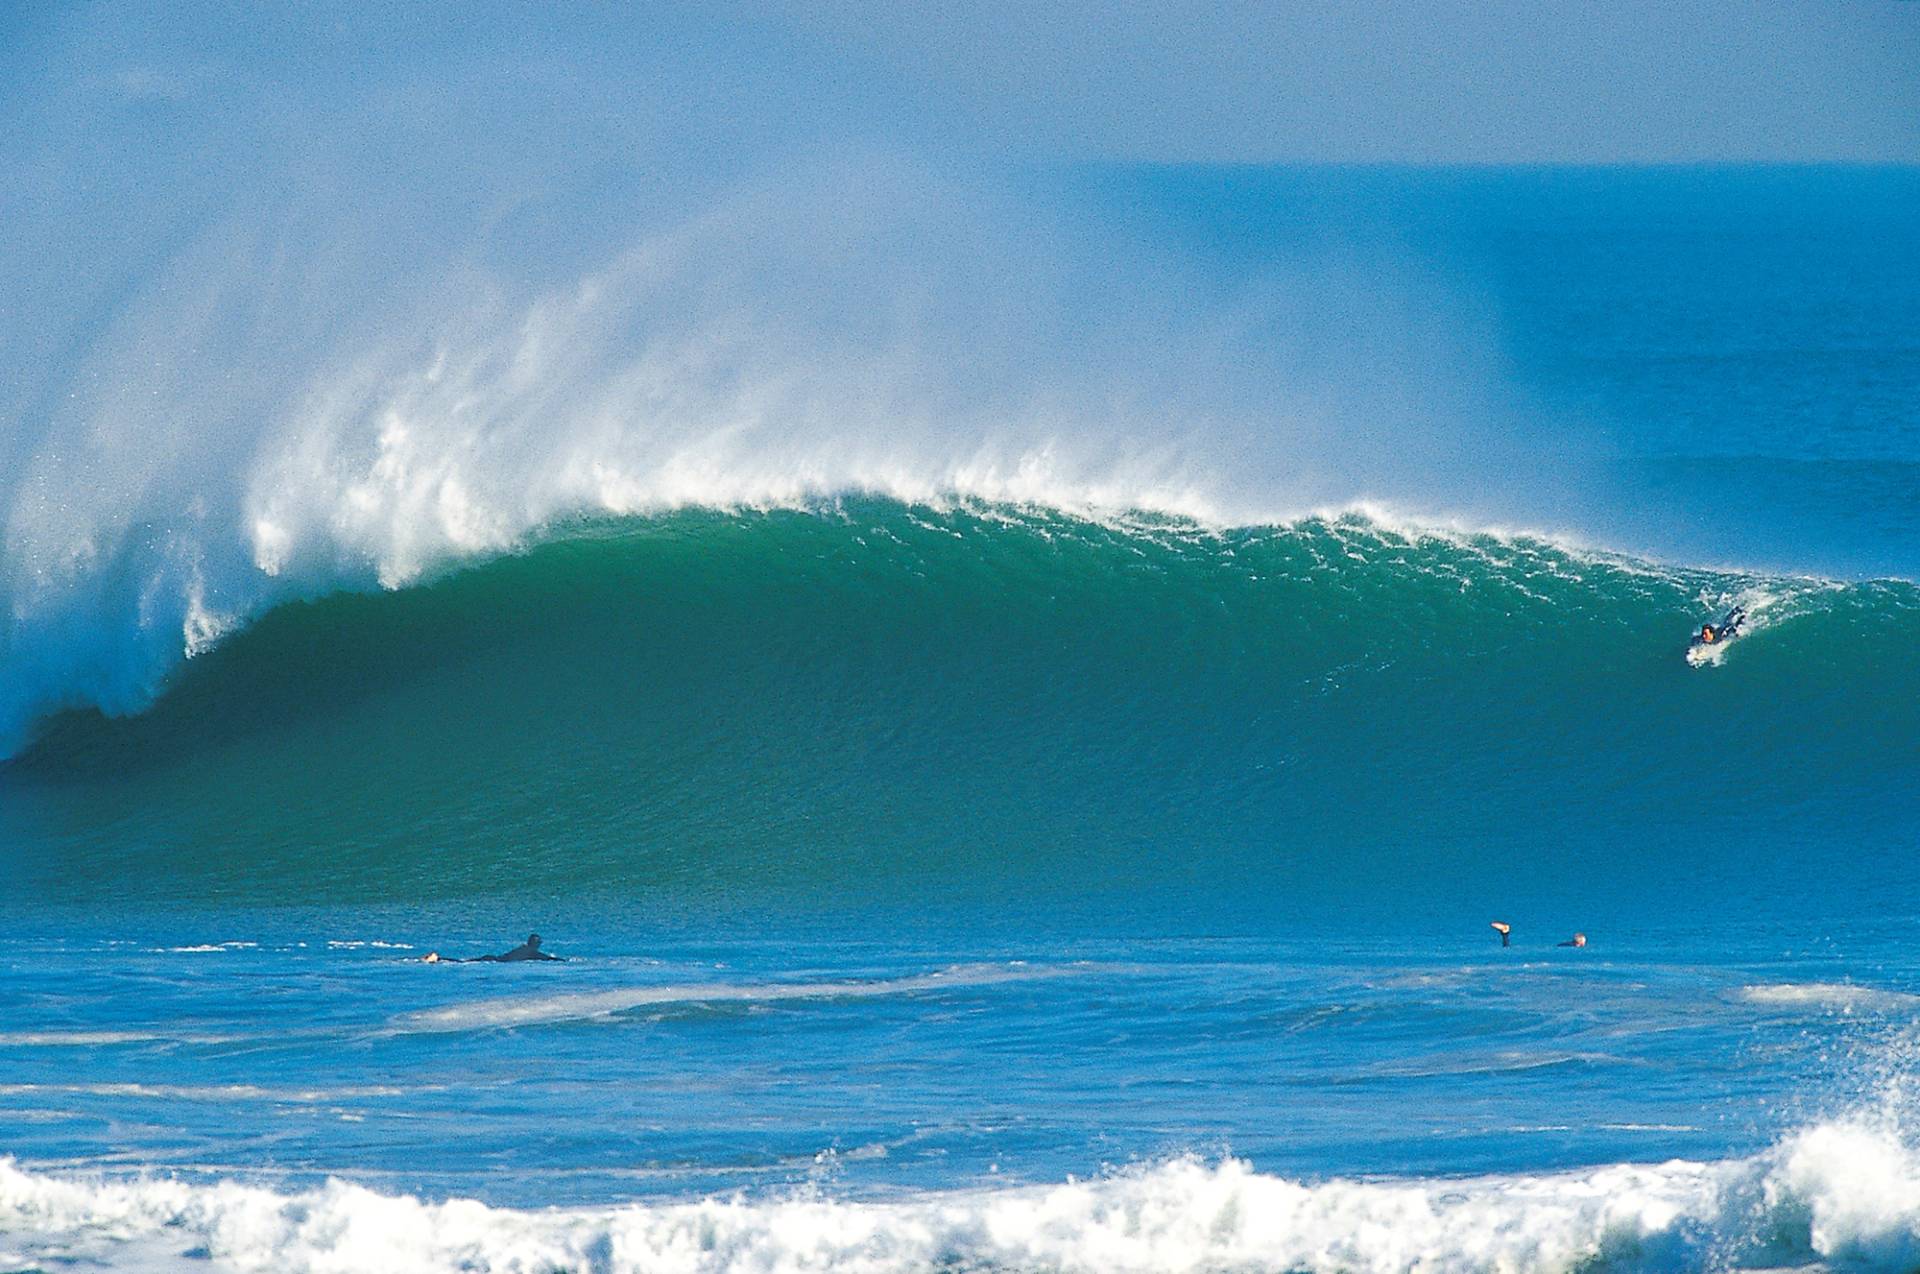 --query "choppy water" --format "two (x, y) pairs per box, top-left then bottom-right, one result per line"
(8, 925), (1920, 1271)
